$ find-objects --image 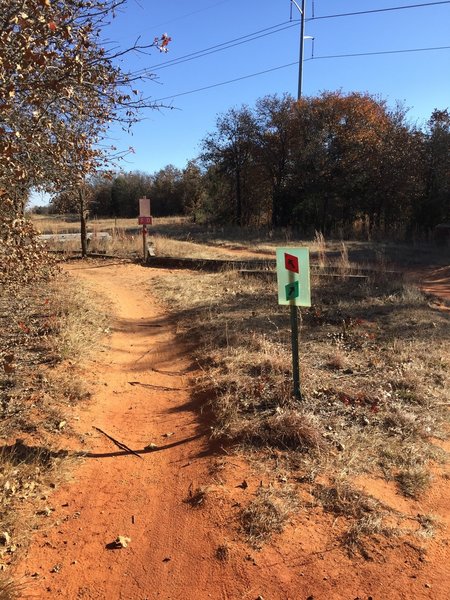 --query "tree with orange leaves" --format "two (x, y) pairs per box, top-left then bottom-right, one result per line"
(0, 0), (170, 278)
